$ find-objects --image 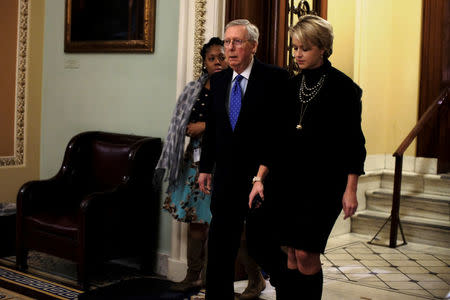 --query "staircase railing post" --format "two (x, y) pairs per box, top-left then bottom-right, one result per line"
(389, 154), (403, 248)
